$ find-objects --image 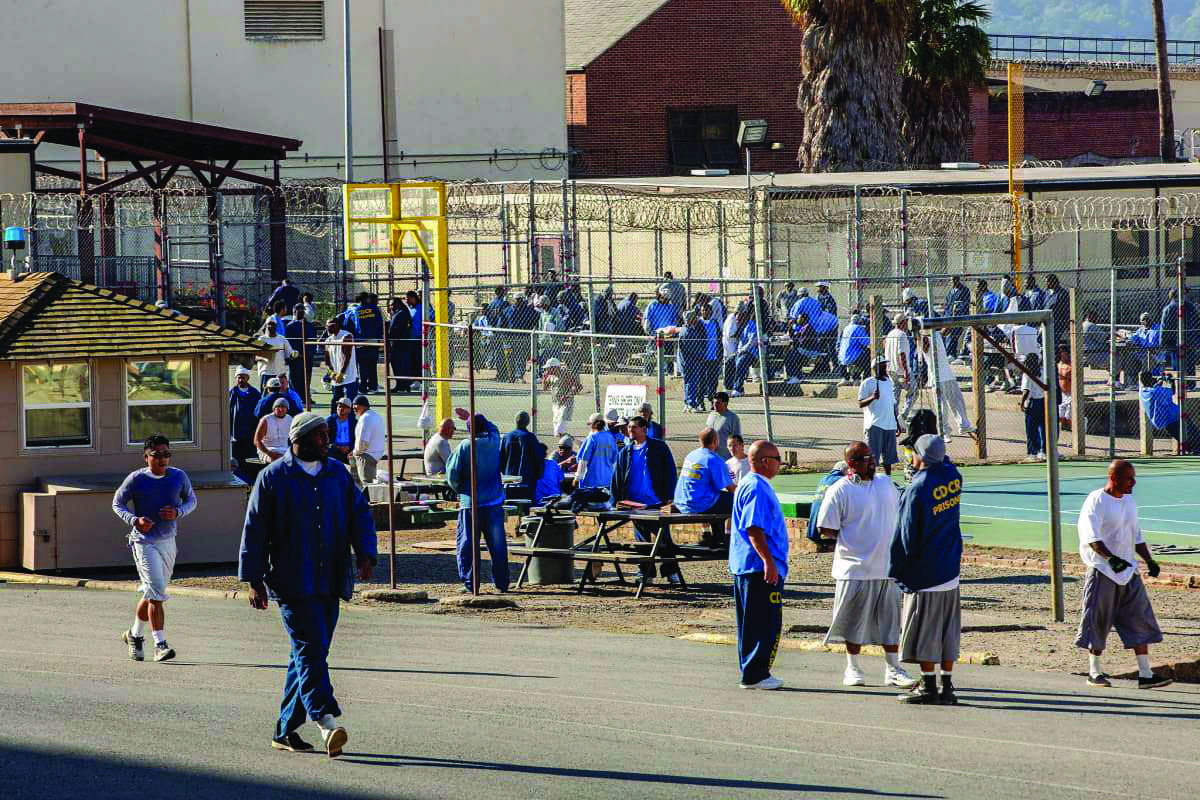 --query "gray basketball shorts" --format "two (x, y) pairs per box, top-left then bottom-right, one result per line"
(900, 588), (961, 664)
(824, 578), (902, 646)
(1074, 569), (1163, 651)
(866, 425), (899, 466)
